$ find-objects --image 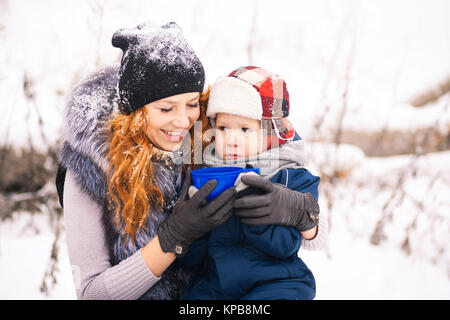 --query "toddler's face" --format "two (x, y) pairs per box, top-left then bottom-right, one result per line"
(214, 113), (261, 160)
